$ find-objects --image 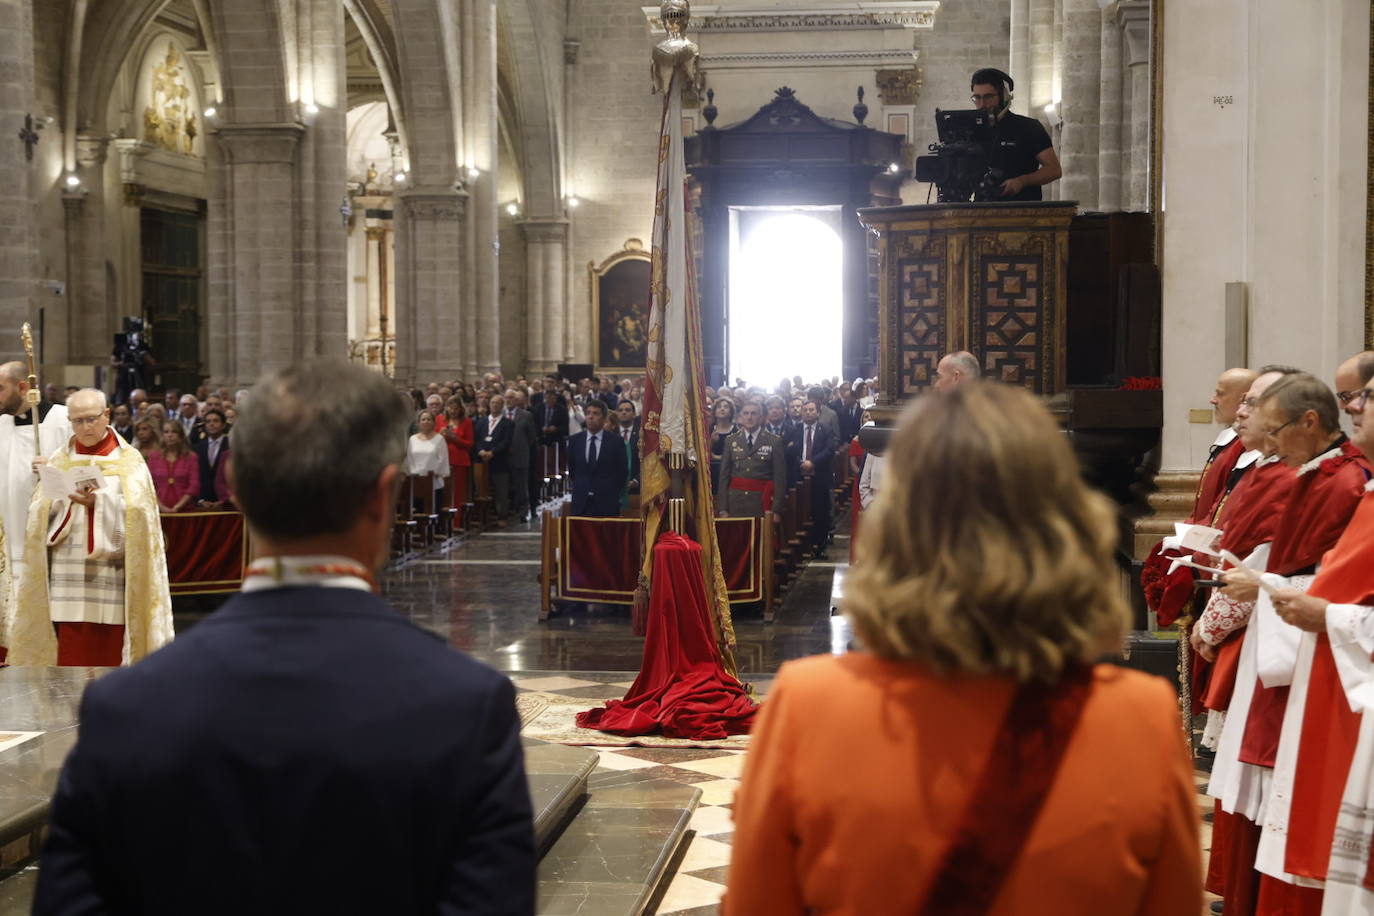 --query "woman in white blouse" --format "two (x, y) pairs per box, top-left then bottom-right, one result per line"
(406, 409), (450, 503)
